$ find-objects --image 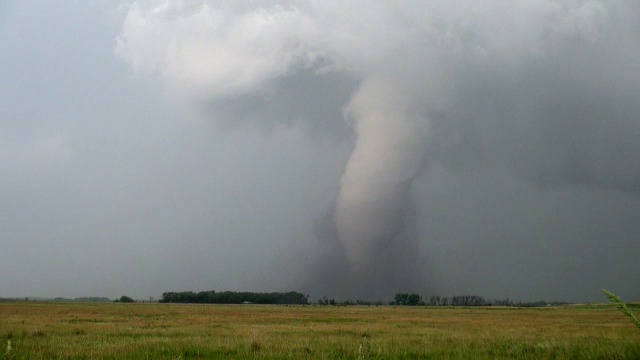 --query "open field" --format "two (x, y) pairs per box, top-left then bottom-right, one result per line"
(1, 302), (639, 359)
